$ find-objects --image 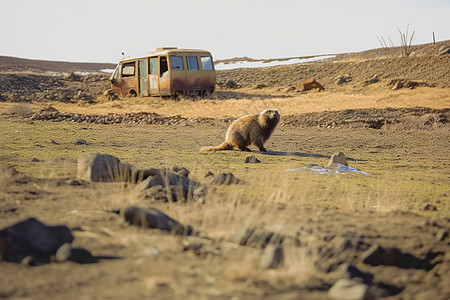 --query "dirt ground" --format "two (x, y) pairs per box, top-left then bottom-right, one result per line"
(0, 42), (450, 300)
